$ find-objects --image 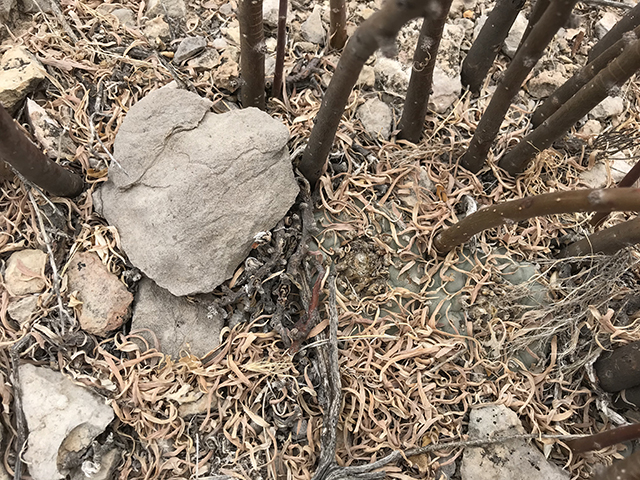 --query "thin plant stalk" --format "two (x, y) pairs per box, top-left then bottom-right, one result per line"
(460, 0), (526, 94)
(459, 0), (577, 173)
(330, 0), (348, 50)
(397, 0), (453, 142)
(239, 0), (266, 109)
(589, 2), (640, 62)
(531, 25), (639, 127)
(271, 0), (288, 99)
(563, 215), (640, 257)
(591, 160), (640, 227)
(0, 103), (83, 197)
(299, 0), (434, 187)
(434, 188), (640, 252)
(499, 36), (640, 175)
